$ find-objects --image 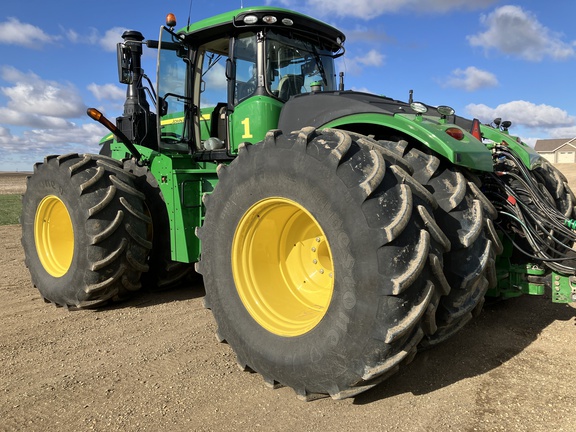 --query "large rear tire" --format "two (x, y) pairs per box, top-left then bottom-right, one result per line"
(21, 154), (151, 308)
(378, 141), (501, 347)
(197, 128), (446, 399)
